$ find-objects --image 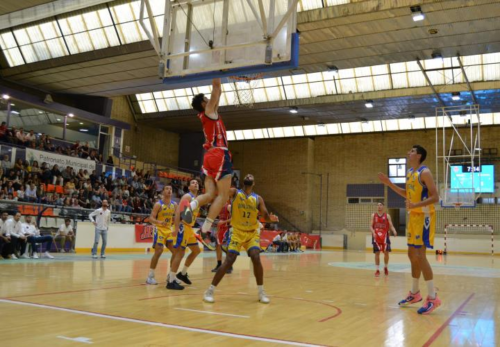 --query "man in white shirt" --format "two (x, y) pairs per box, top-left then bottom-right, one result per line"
(3, 212), (26, 259)
(0, 211), (14, 259)
(272, 232), (284, 253)
(25, 183), (38, 203)
(21, 215), (54, 259)
(55, 218), (75, 253)
(89, 200), (111, 259)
